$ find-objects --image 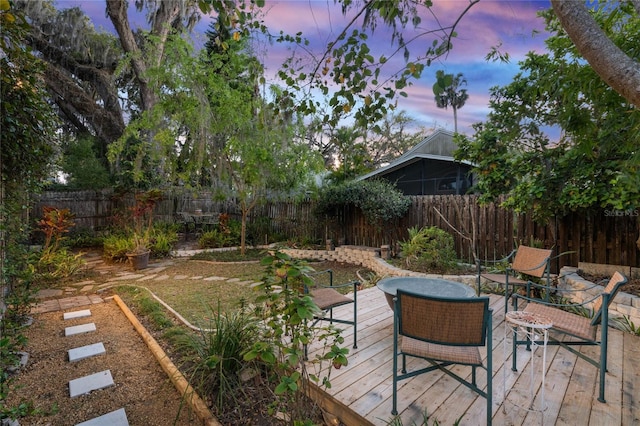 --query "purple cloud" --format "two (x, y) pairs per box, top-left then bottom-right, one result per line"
(53, 0), (553, 135)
